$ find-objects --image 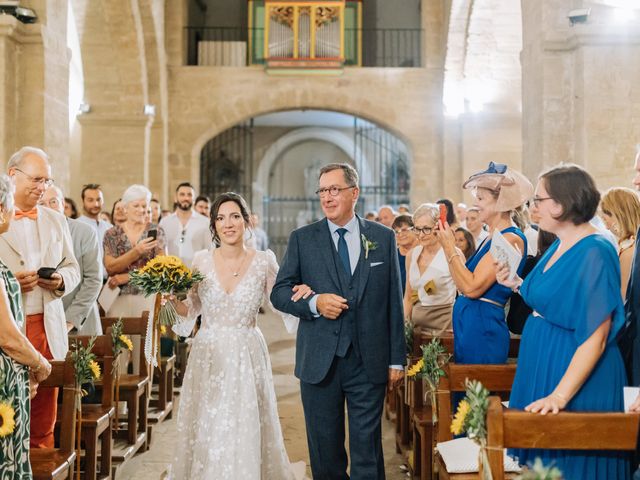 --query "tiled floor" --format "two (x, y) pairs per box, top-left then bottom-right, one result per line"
(118, 311), (409, 479)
